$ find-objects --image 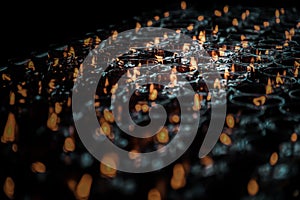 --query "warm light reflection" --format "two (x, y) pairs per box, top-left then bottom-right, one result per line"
(223, 5), (229, 14)
(232, 18), (238, 26)
(181, 1), (187, 10)
(200, 156), (214, 167)
(104, 109), (115, 123)
(247, 178), (259, 196)
(47, 112), (59, 131)
(214, 10), (222, 17)
(192, 93), (201, 111)
(276, 72), (284, 85)
(171, 163), (186, 190)
(266, 78), (273, 94)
